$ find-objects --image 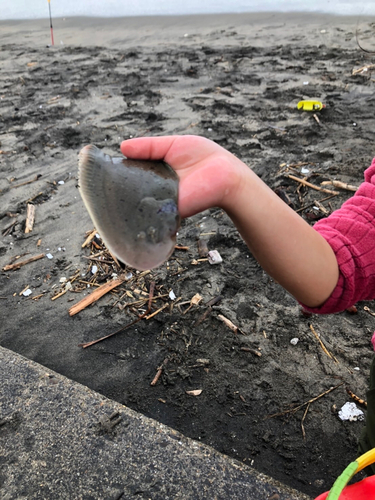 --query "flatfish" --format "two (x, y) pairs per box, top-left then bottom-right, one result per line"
(78, 144), (180, 270)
